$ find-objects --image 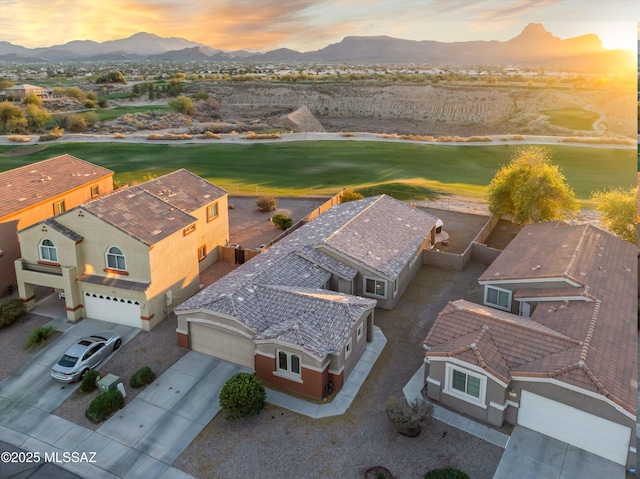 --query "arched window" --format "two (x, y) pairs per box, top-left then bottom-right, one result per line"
(39, 239), (58, 262)
(106, 246), (126, 271)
